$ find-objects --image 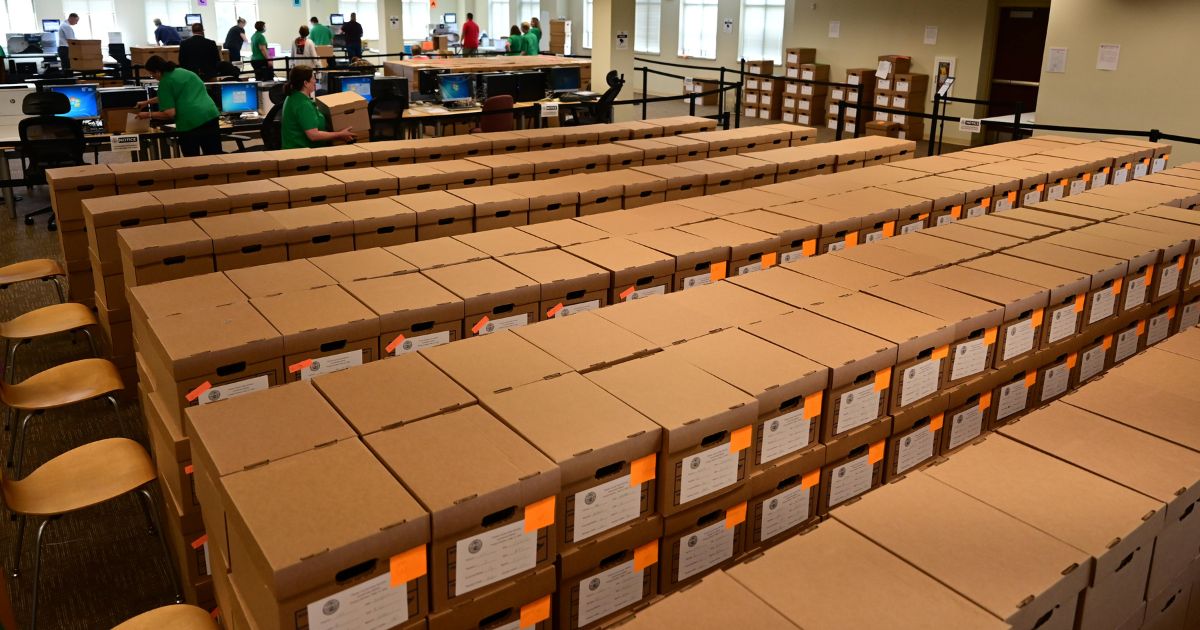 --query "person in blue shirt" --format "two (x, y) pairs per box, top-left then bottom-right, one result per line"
(153, 18), (181, 45)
